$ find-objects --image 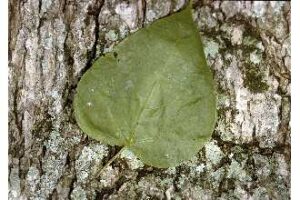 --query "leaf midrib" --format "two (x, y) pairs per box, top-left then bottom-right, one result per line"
(126, 80), (159, 146)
